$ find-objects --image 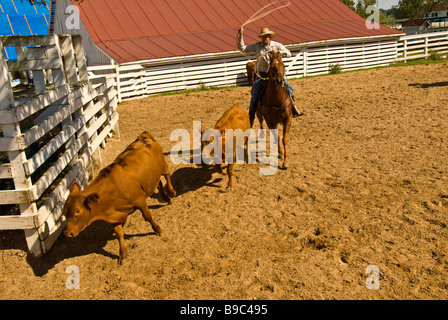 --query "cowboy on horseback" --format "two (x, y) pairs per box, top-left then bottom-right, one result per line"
(237, 26), (302, 127)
